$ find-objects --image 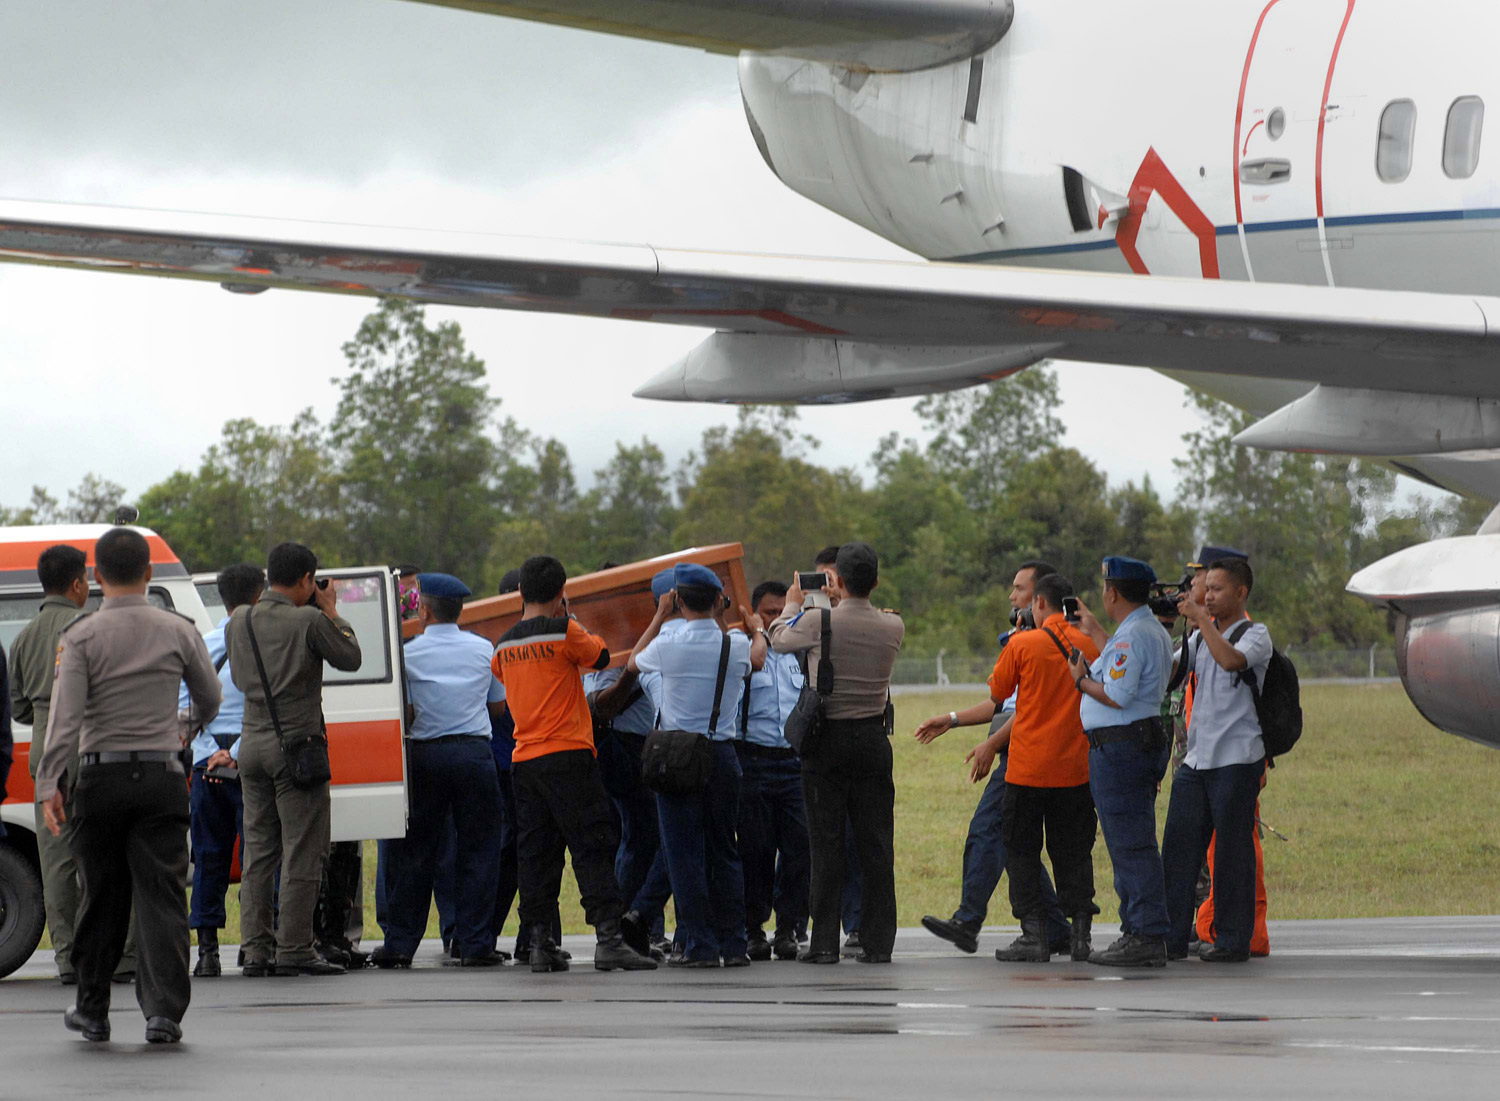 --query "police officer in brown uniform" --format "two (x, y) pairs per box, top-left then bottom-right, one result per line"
(228, 542), (361, 977)
(36, 527), (221, 1044)
(769, 542), (904, 964)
